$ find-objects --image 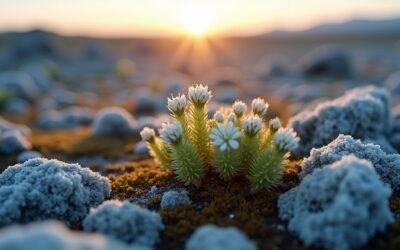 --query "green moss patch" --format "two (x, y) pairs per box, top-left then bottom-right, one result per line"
(31, 128), (136, 159)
